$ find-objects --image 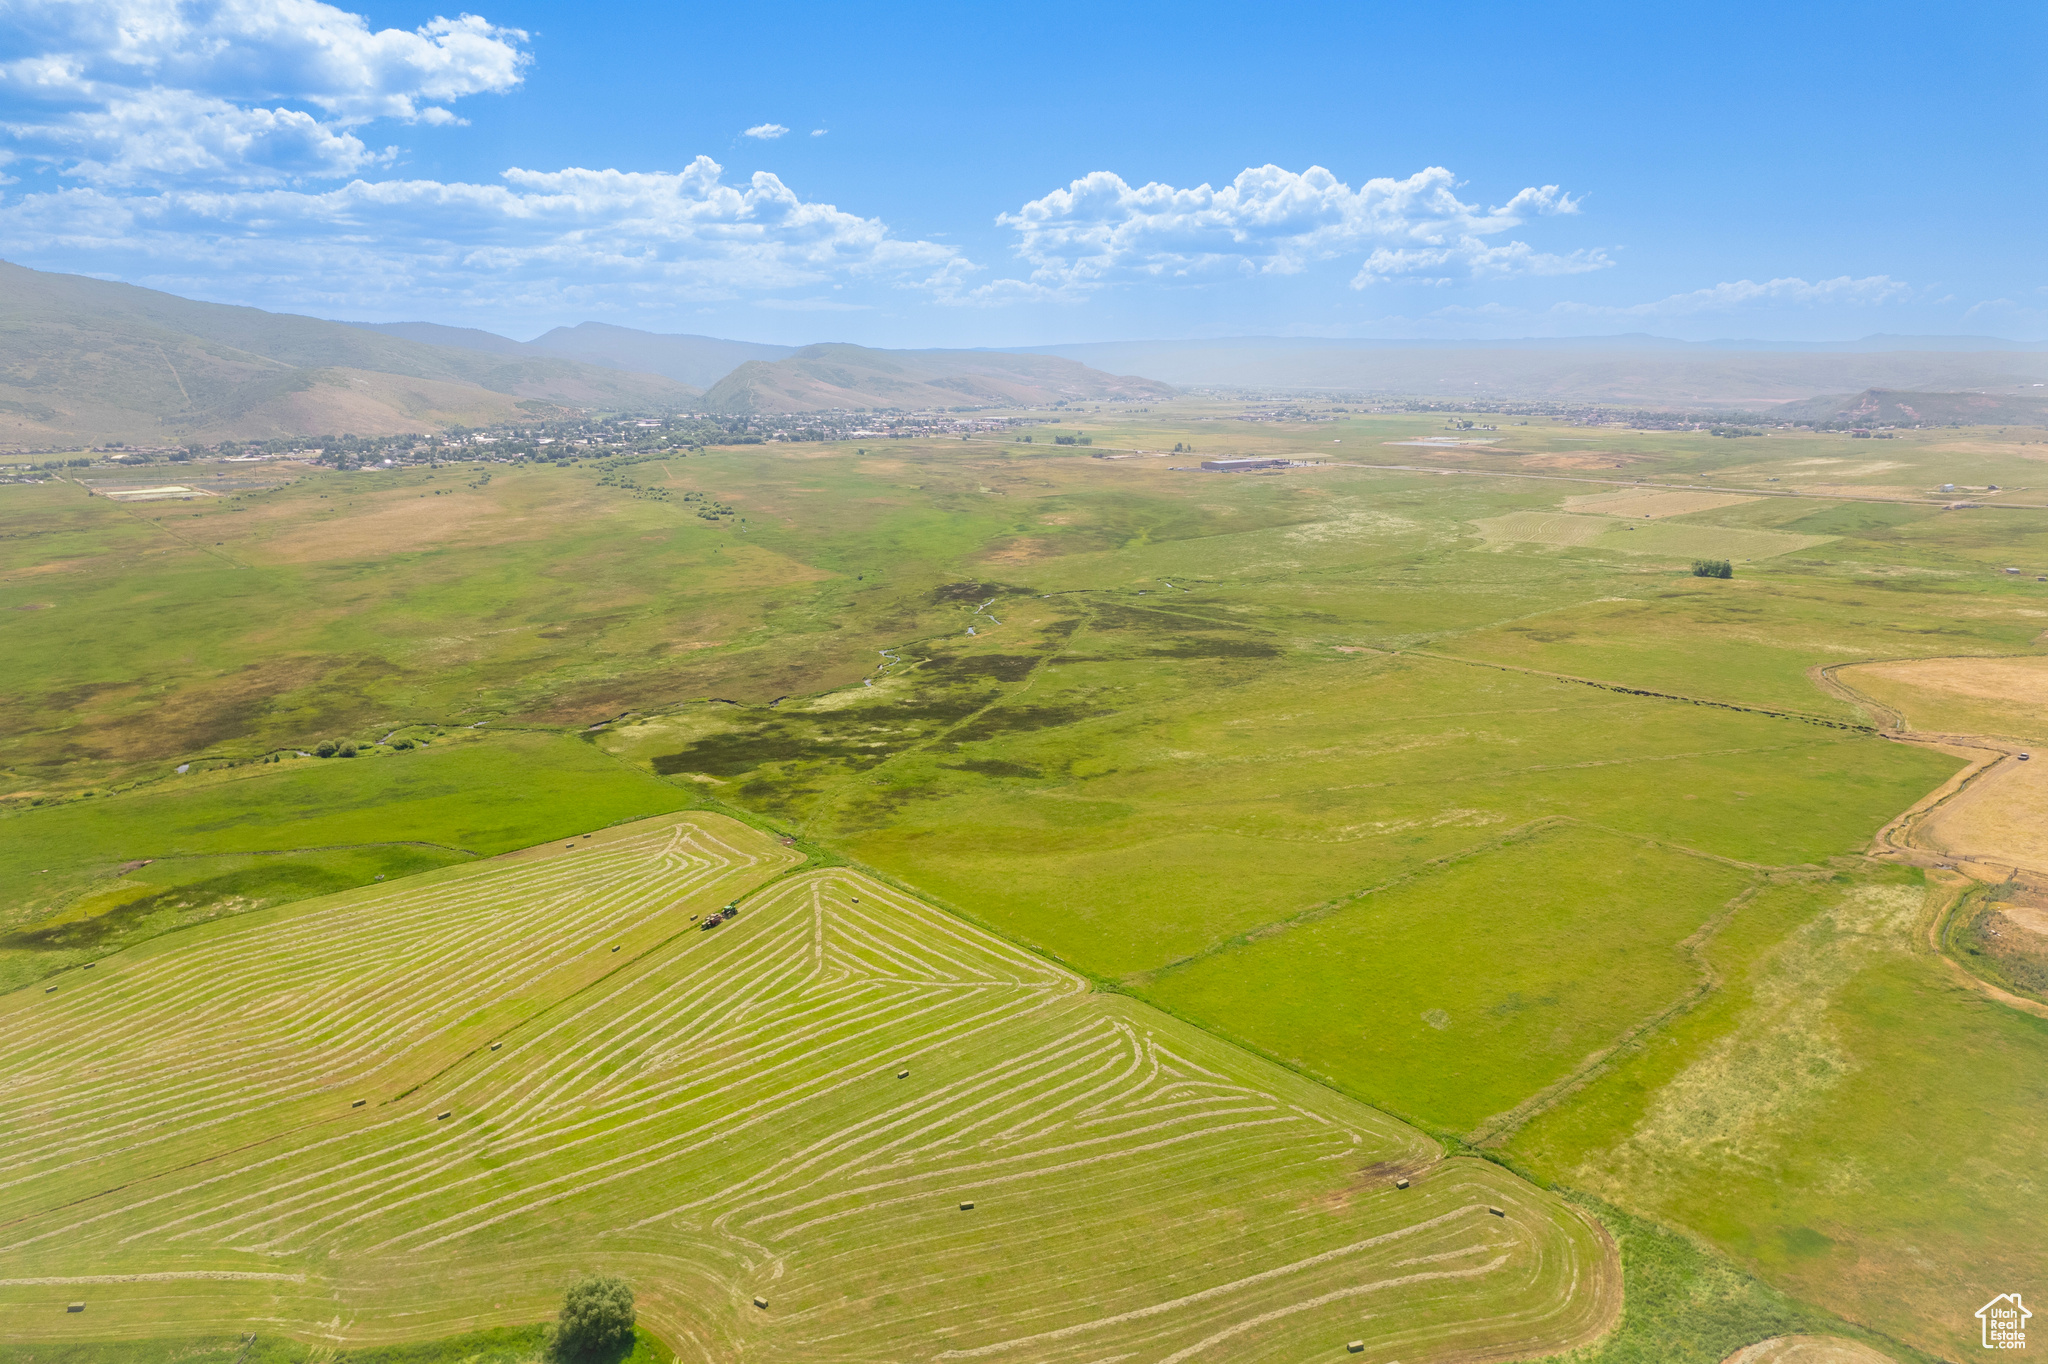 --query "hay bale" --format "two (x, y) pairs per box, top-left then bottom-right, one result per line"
(1488, 1206), (1504, 1217)
(959, 1201), (974, 1211)
(44, 986), (56, 994)
(897, 1070), (910, 1079)
(490, 1042), (501, 1051)
(1346, 1342), (1363, 1354)
(1394, 1178), (1409, 1189)
(611, 945), (620, 952)
(67, 1302), (85, 1313)
(437, 1111), (451, 1121)
(352, 1099), (366, 1108)
(752, 1296), (769, 1310)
